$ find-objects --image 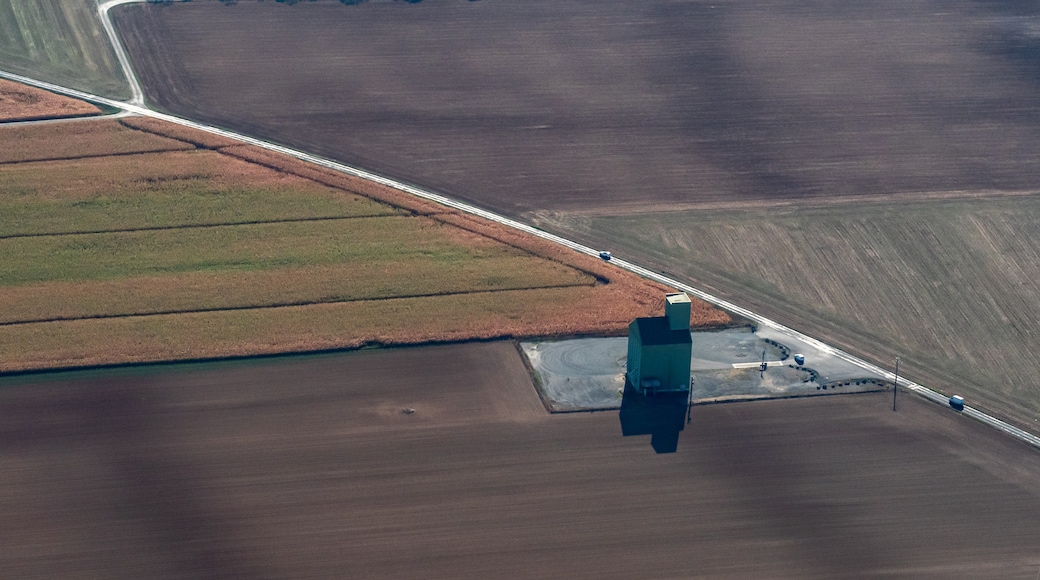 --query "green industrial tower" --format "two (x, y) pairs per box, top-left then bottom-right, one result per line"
(626, 293), (693, 395)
